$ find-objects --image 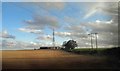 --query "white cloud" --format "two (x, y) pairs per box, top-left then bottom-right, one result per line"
(36, 35), (52, 41)
(19, 28), (43, 34)
(64, 24), (88, 39)
(2, 40), (16, 48)
(82, 20), (118, 33)
(55, 31), (71, 37)
(71, 33), (88, 39)
(2, 40), (41, 50)
(0, 30), (15, 39)
(24, 15), (60, 29)
(66, 25), (85, 33)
